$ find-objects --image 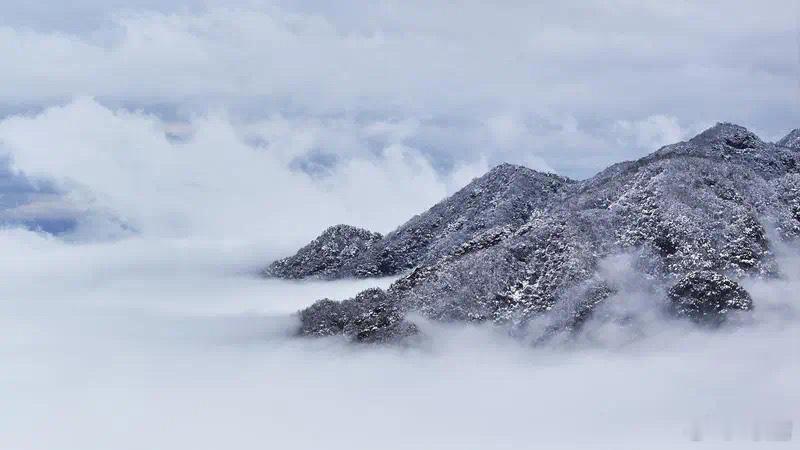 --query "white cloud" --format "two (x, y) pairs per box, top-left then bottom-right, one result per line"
(0, 2), (795, 176)
(0, 98), (484, 245)
(0, 227), (797, 449)
(486, 114), (524, 147)
(0, 4), (797, 448)
(614, 114), (689, 151)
